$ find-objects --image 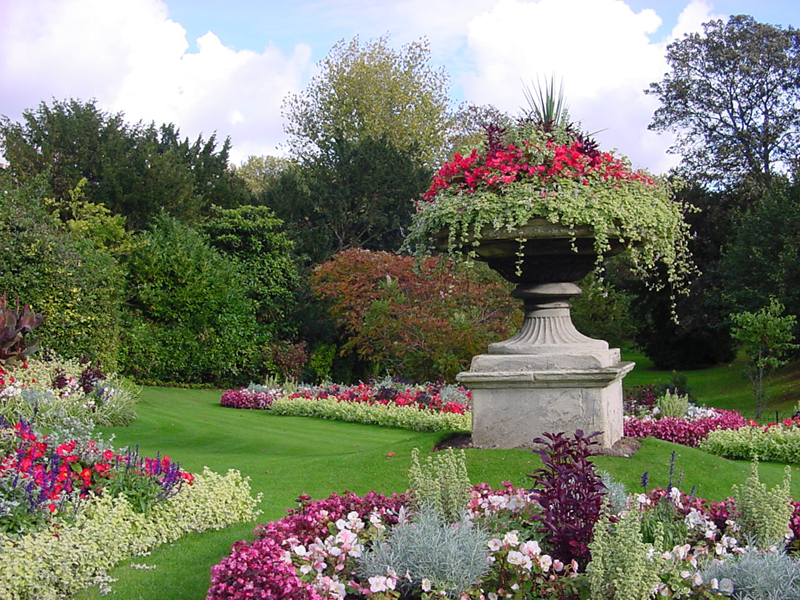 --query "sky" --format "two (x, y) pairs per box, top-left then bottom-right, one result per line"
(1, 0), (799, 173)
